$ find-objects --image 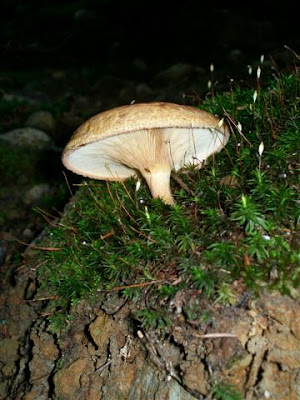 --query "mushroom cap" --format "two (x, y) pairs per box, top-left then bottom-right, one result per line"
(62, 102), (229, 181)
